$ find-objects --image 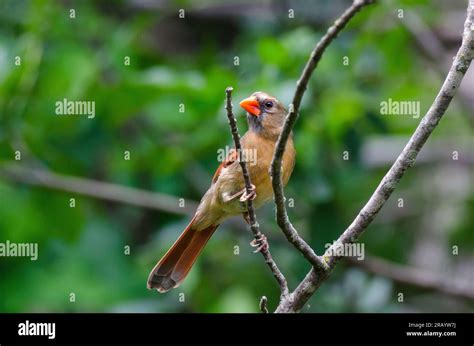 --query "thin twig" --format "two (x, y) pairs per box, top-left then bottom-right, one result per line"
(259, 296), (269, 313)
(225, 87), (289, 298)
(270, 0), (375, 272)
(347, 256), (474, 301)
(275, 0), (474, 312)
